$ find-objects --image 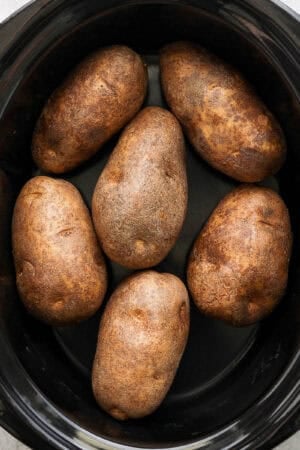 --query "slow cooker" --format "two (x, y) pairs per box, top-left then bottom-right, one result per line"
(0, 0), (299, 449)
